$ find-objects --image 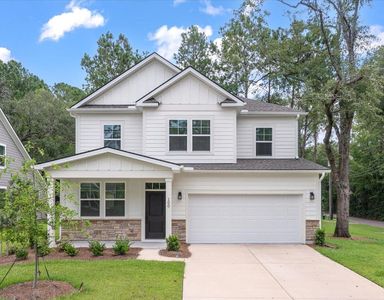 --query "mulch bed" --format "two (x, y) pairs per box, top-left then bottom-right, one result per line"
(0, 247), (142, 265)
(0, 280), (76, 300)
(159, 243), (191, 258)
